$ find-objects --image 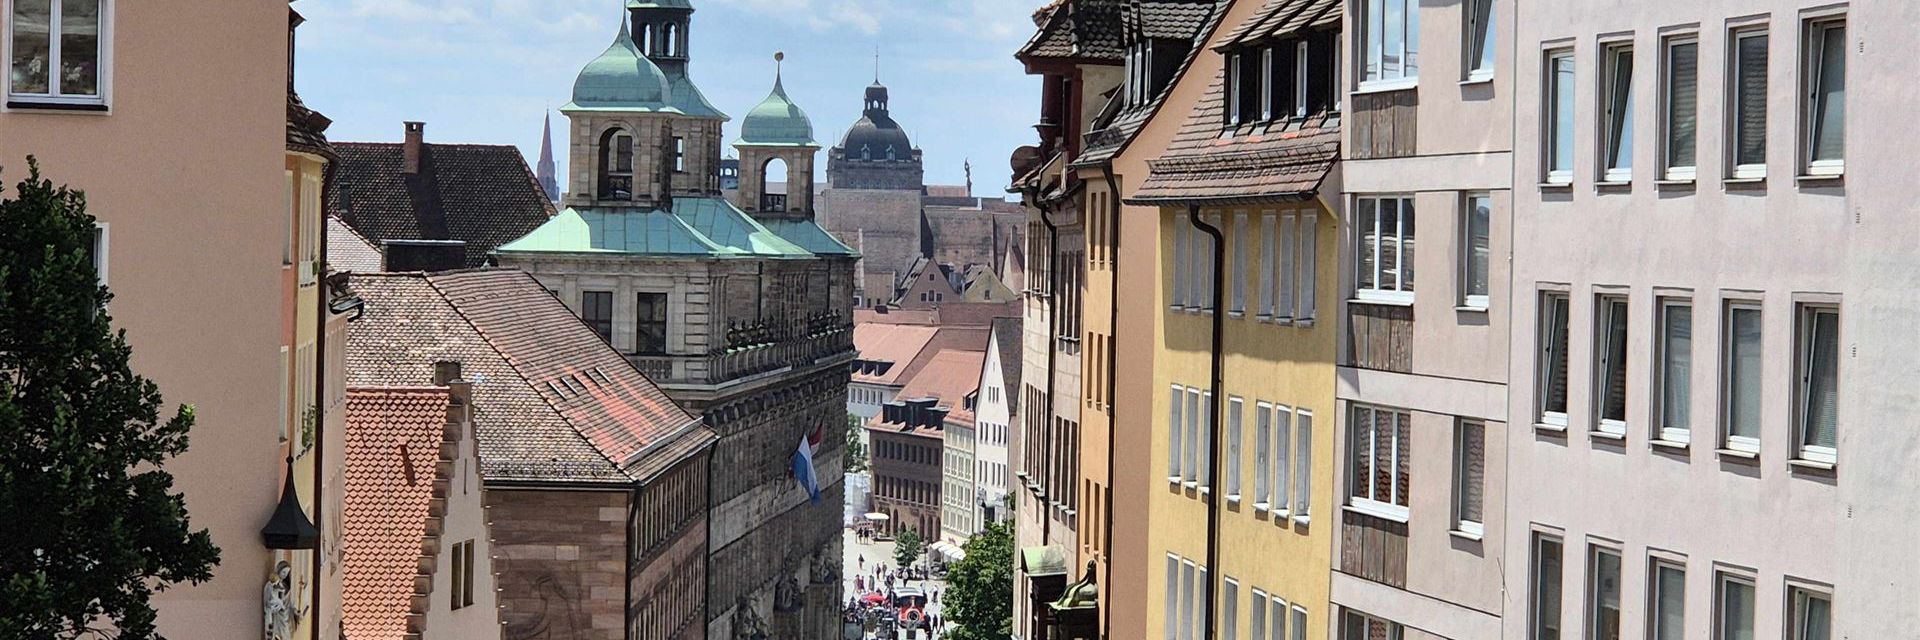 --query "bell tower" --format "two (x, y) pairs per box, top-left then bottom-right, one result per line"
(733, 52), (820, 219)
(628, 1), (692, 74)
